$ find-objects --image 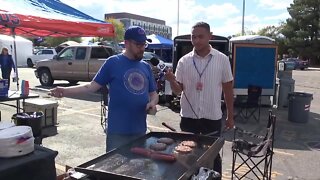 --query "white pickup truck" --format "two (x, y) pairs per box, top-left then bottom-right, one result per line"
(27, 48), (57, 67)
